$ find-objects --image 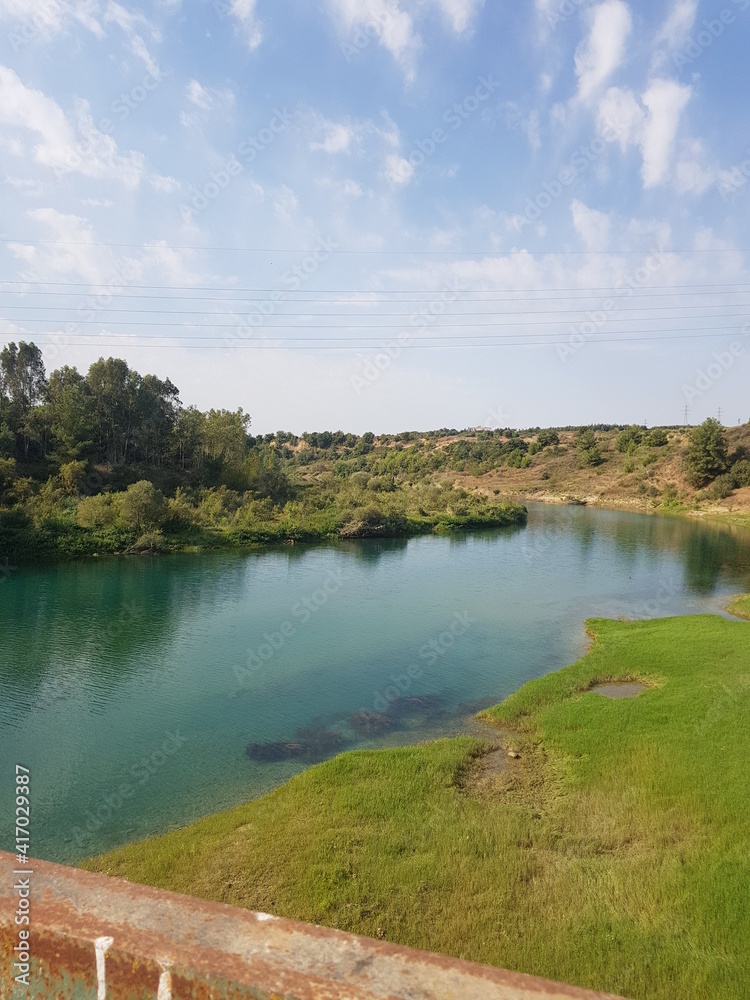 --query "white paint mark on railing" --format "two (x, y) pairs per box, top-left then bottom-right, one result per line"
(156, 958), (173, 1000)
(94, 936), (114, 1000)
